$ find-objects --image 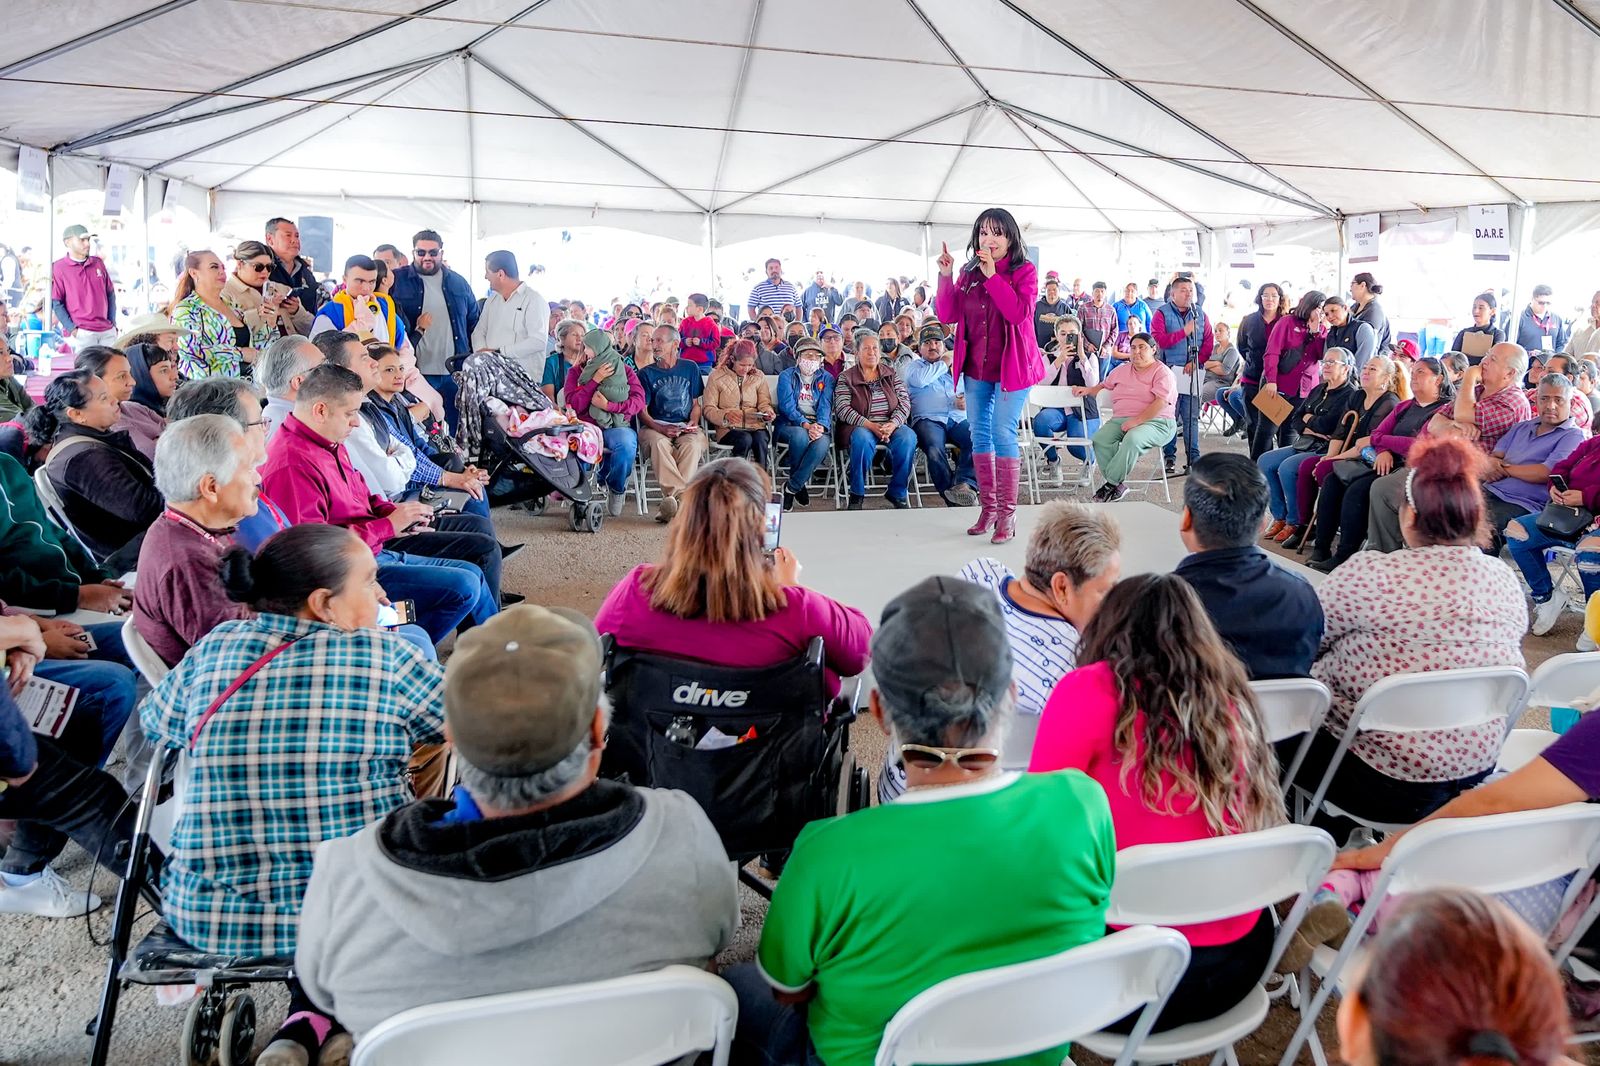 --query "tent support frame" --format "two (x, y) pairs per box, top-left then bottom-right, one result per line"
(0, 0), (201, 79)
(1000, 109), (1131, 233)
(708, 0), (767, 213)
